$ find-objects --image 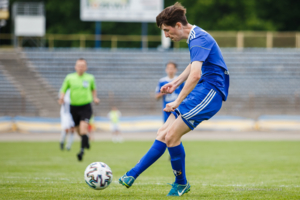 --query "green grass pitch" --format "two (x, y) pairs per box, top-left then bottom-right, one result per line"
(0, 140), (300, 199)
